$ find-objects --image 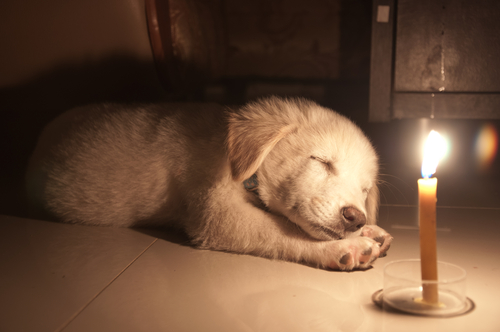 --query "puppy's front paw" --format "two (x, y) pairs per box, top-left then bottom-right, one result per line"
(361, 225), (393, 257)
(325, 237), (381, 271)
